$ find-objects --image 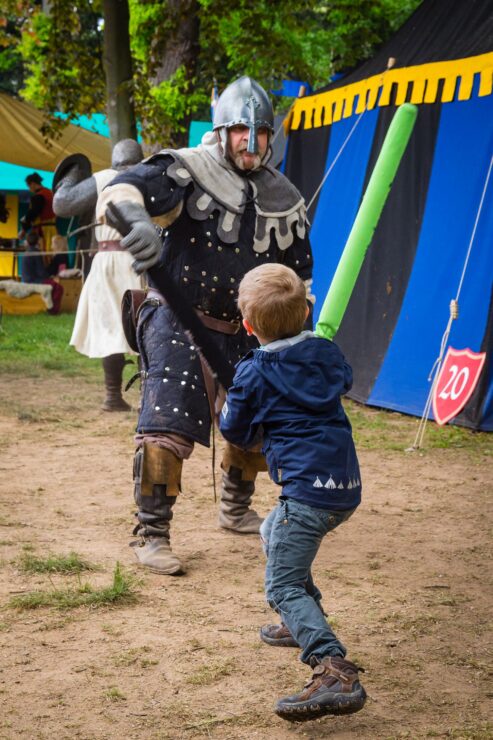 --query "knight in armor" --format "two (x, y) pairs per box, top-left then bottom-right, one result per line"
(101, 77), (314, 575)
(53, 139), (144, 411)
